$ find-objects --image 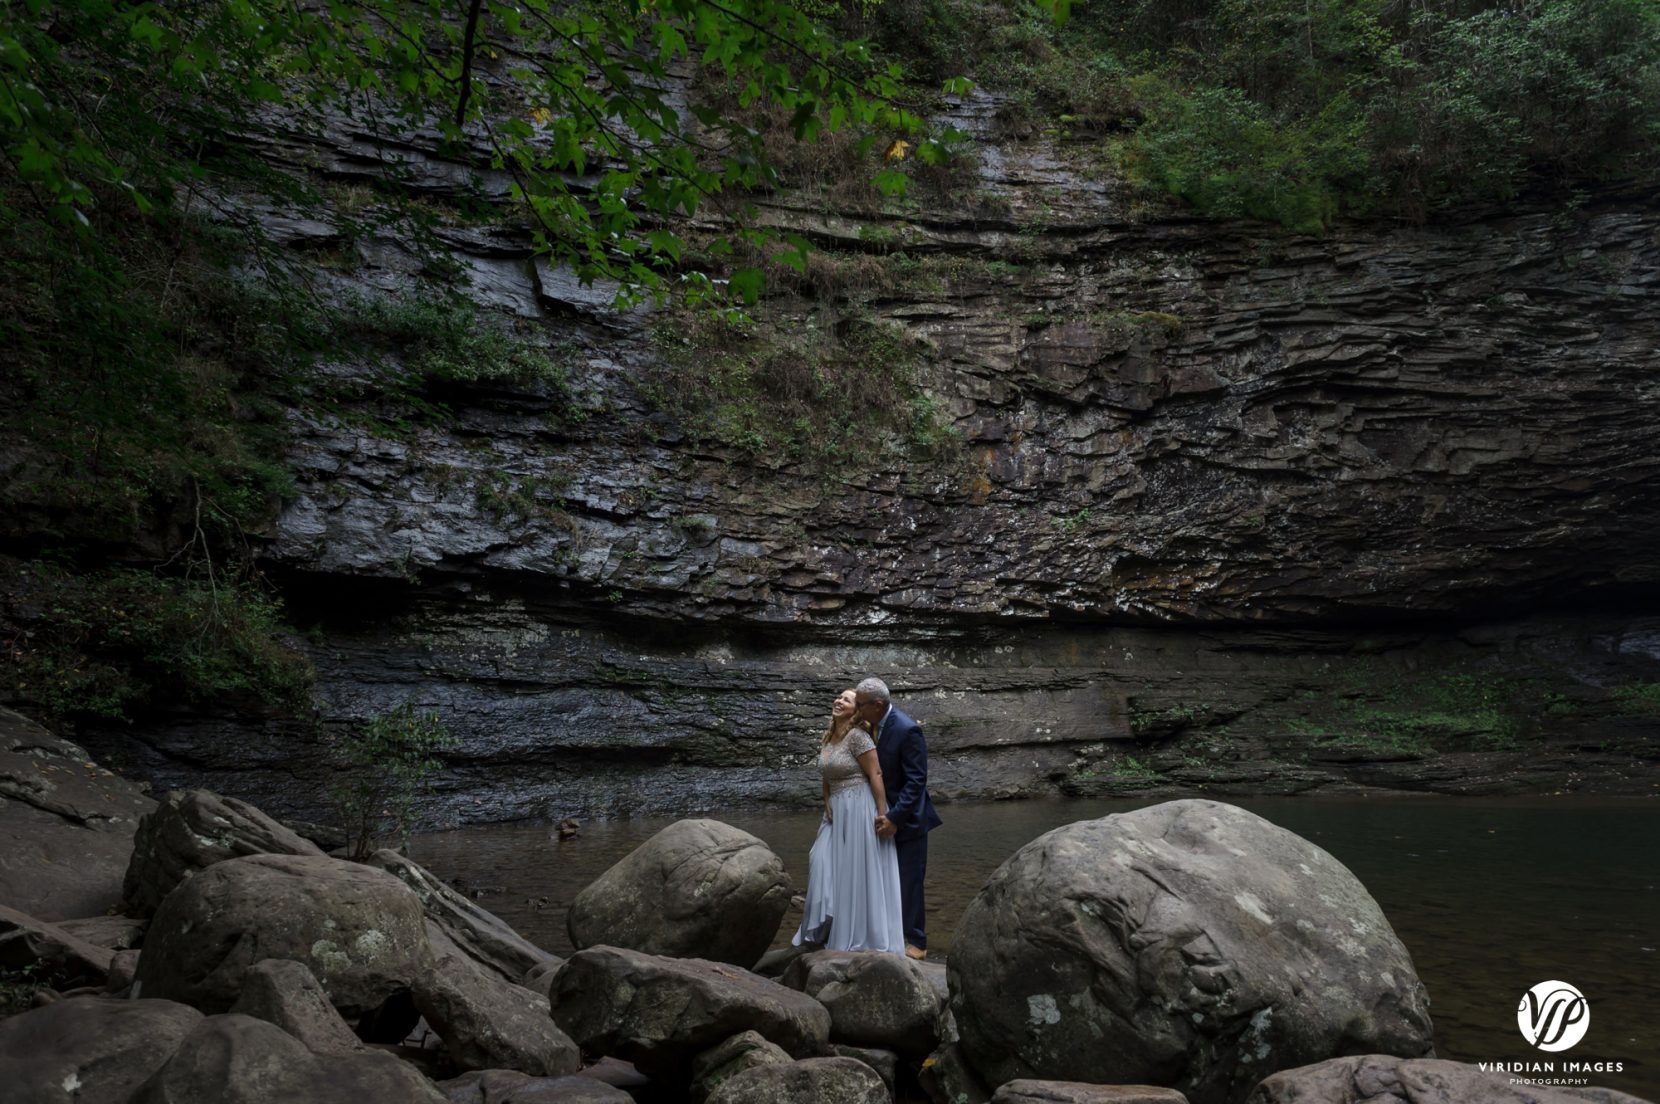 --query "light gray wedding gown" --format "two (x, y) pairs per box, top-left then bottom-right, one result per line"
(793, 726), (906, 954)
